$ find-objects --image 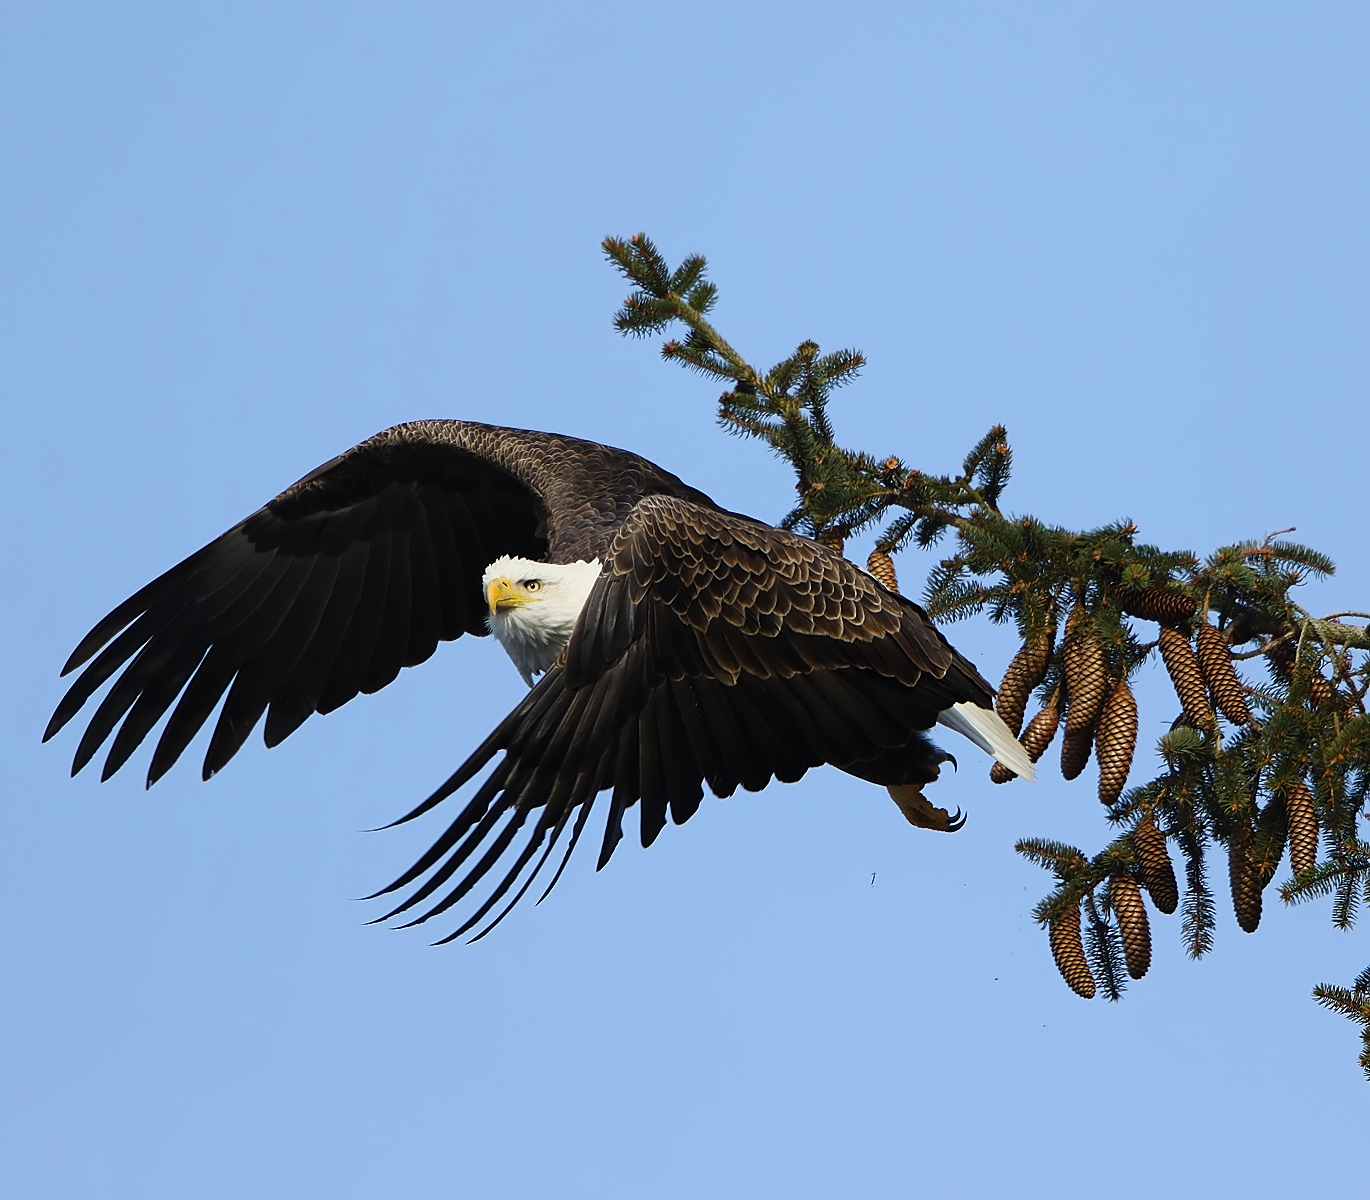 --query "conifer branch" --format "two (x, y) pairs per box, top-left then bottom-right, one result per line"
(606, 232), (1370, 1076)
